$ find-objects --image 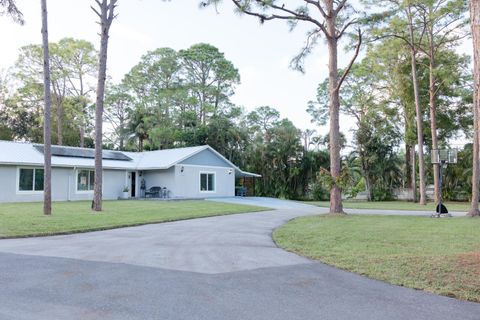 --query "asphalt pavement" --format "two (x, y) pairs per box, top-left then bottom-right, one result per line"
(0, 197), (478, 319)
